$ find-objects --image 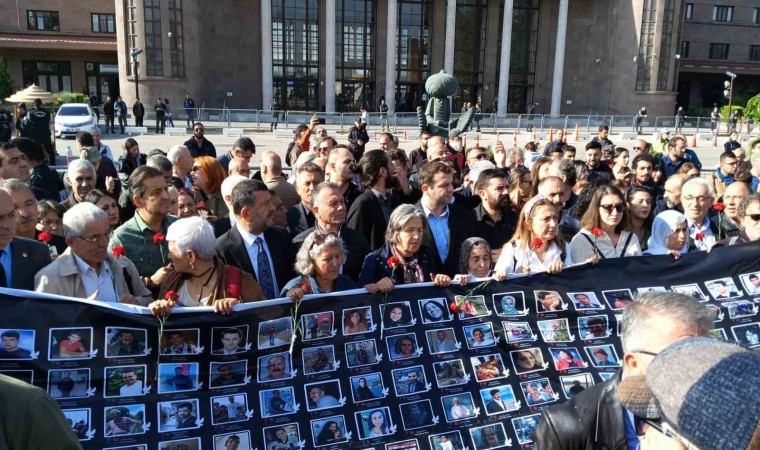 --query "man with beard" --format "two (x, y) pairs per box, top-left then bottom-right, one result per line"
(653, 173), (688, 216)
(325, 146), (361, 210)
(410, 136), (460, 190)
(347, 150), (421, 250)
(584, 141), (612, 180)
(473, 169), (517, 253)
(630, 154), (656, 189)
(537, 176), (580, 244)
(211, 364), (244, 387)
(175, 402), (197, 429)
(286, 162), (324, 237)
